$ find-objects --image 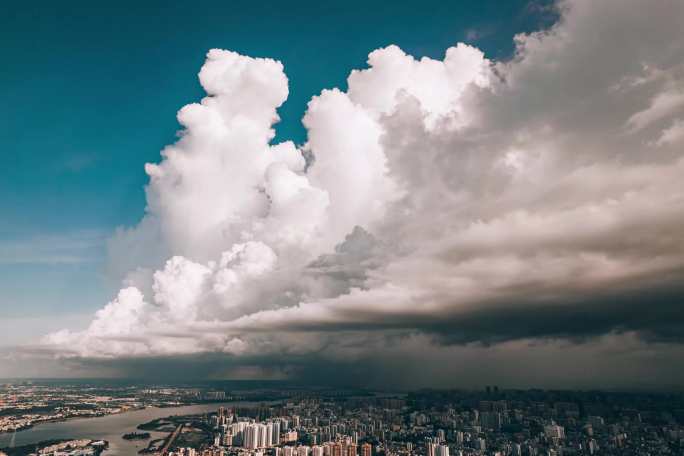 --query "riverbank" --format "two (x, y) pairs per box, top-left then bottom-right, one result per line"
(0, 407), (144, 436)
(0, 400), (236, 436)
(1, 438), (109, 456)
(0, 401), (277, 456)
